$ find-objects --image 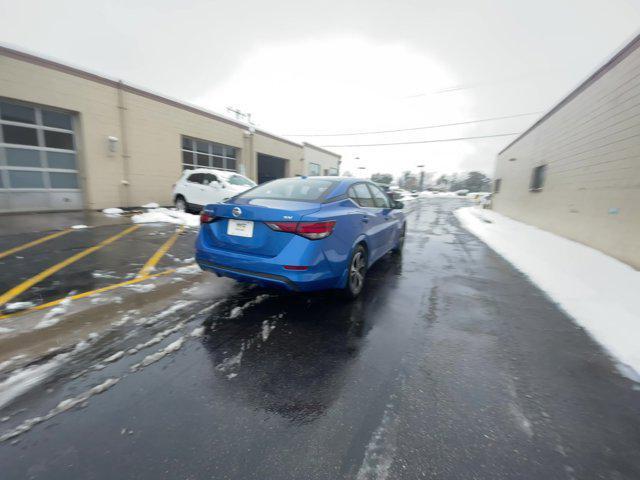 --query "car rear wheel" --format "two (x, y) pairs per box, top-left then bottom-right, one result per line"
(341, 244), (367, 299)
(175, 196), (188, 213)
